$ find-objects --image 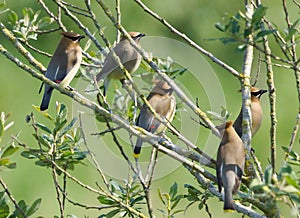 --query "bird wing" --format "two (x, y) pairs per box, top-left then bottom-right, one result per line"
(97, 40), (134, 81)
(216, 145), (224, 192)
(45, 48), (68, 82)
(233, 109), (243, 138)
(136, 104), (157, 133)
